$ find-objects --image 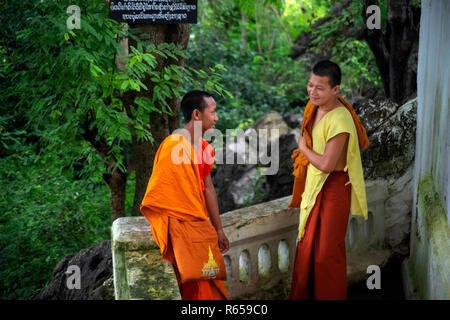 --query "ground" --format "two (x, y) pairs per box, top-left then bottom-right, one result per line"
(233, 256), (406, 300)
